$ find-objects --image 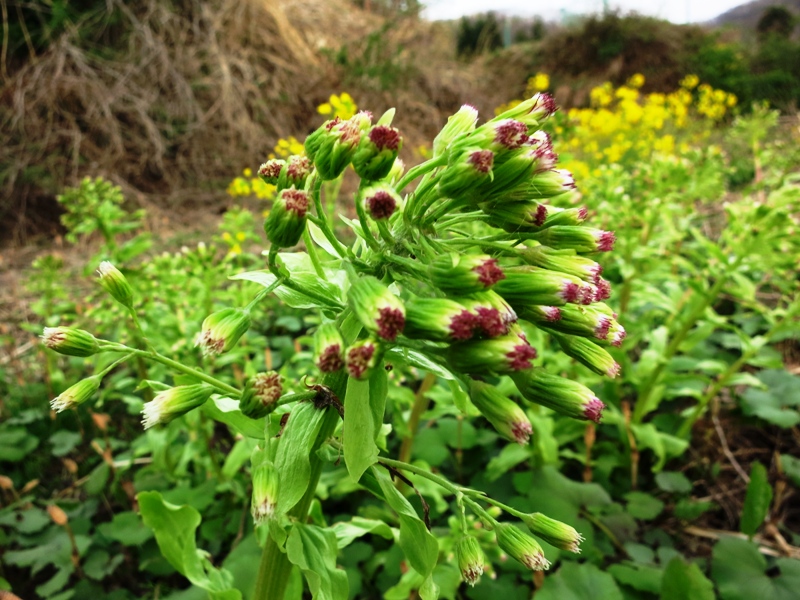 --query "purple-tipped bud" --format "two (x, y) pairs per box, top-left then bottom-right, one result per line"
(42, 327), (100, 357)
(493, 265), (588, 308)
(277, 155), (312, 190)
(522, 303), (616, 342)
(404, 296), (480, 342)
(362, 185), (402, 220)
(196, 307), (251, 356)
(521, 513), (584, 554)
(461, 290), (518, 337)
(532, 226), (616, 254)
(495, 93), (558, 127)
(511, 368), (606, 423)
(142, 384), (214, 429)
(348, 276), (405, 342)
(550, 332), (621, 379)
(469, 380), (533, 444)
(239, 372), (283, 419)
(492, 119), (530, 150)
(447, 327), (536, 376)
(495, 523), (550, 571)
(353, 125), (403, 181)
(520, 246), (603, 284)
(258, 159), (285, 184)
(524, 169), (576, 199)
(454, 535), (485, 586)
(314, 322), (345, 373)
(312, 113), (370, 180)
(429, 254), (505, 296)
(50, 375), (102, 413)
(345, 338), (382, 380)
(595, 278), (612, 300)
(264, 188), (310, 248)
(438, 148), (495, 201)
